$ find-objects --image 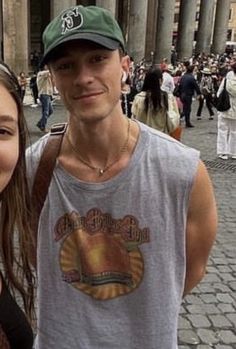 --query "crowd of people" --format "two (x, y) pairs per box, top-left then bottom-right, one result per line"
(120, 51), (236, 158)
(123, 51), (234, 120)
